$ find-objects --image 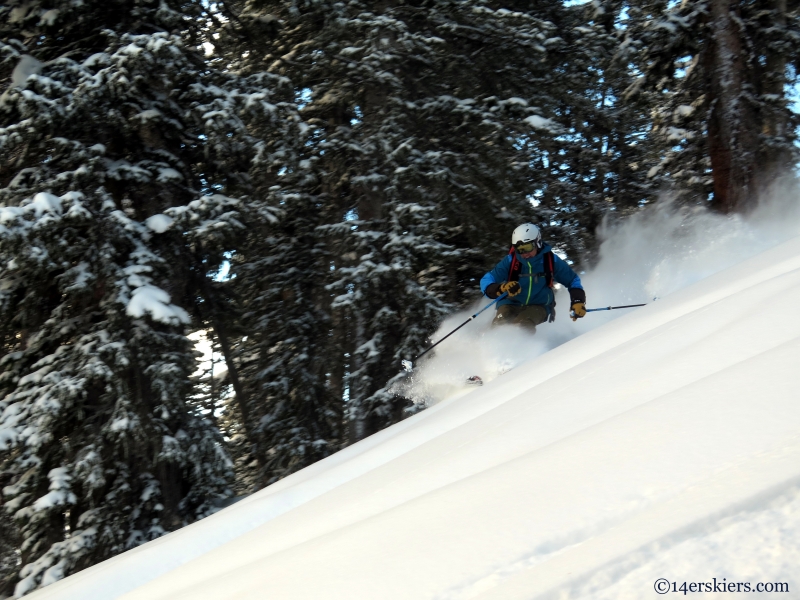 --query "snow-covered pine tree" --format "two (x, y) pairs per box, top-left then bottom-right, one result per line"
(0, 0), (291, 592)
(226, 184), (345, 488)
(212, 0), (546, 447)
(512, 0), (663, 276)
(216, 0), (638, 446)
(516, 0), (659, 255)
(201, 1), (346, 488)
(626, 0), (800, 211)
